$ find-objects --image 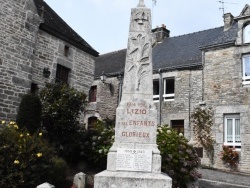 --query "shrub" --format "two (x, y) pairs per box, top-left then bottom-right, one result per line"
(0, 121), (69, 187)
(39, 83), (87, 163)
(191, 107), (215, 163)
(83, 120), (114, 169)
(220, 145), (239, 169)
(16, 94), (42, 134)
(157, 125), (201, 188)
